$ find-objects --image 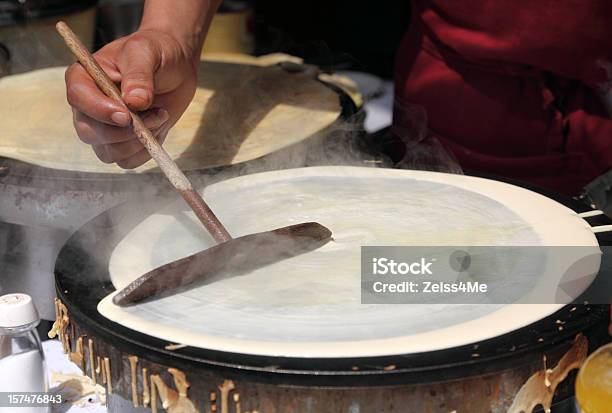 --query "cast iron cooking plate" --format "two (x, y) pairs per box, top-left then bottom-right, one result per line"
(54, 173), (612, 386)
